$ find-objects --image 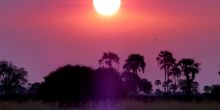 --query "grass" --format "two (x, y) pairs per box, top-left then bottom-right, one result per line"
(0, 100), (220, 110)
